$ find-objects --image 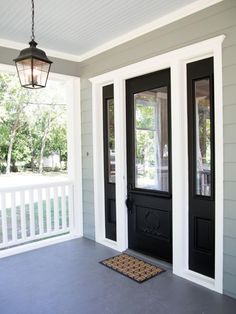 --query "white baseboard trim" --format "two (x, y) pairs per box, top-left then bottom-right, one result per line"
(96, 237), (121, 252)
(181, 270), (216, 292)
(0, 234), (81, 259)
